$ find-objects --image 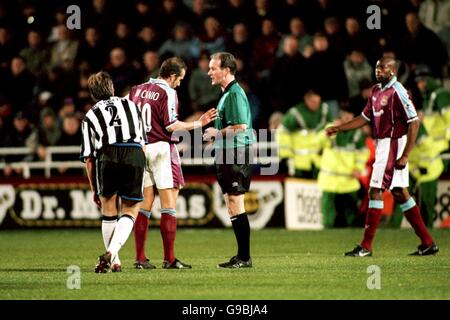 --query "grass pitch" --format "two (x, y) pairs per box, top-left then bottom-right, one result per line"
(0, 228), (449, 300)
